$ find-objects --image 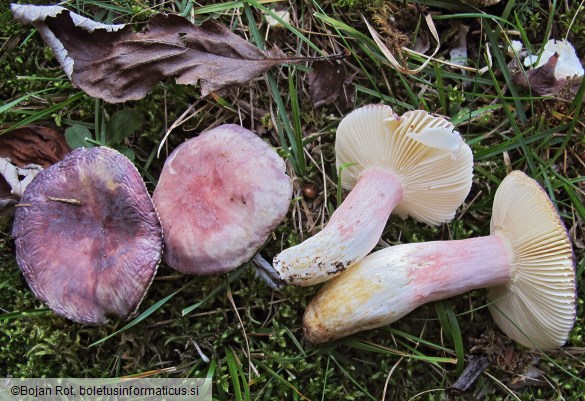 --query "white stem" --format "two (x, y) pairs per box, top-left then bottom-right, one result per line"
(273, 167), (403, 286)
(303, 234), (514, 343)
